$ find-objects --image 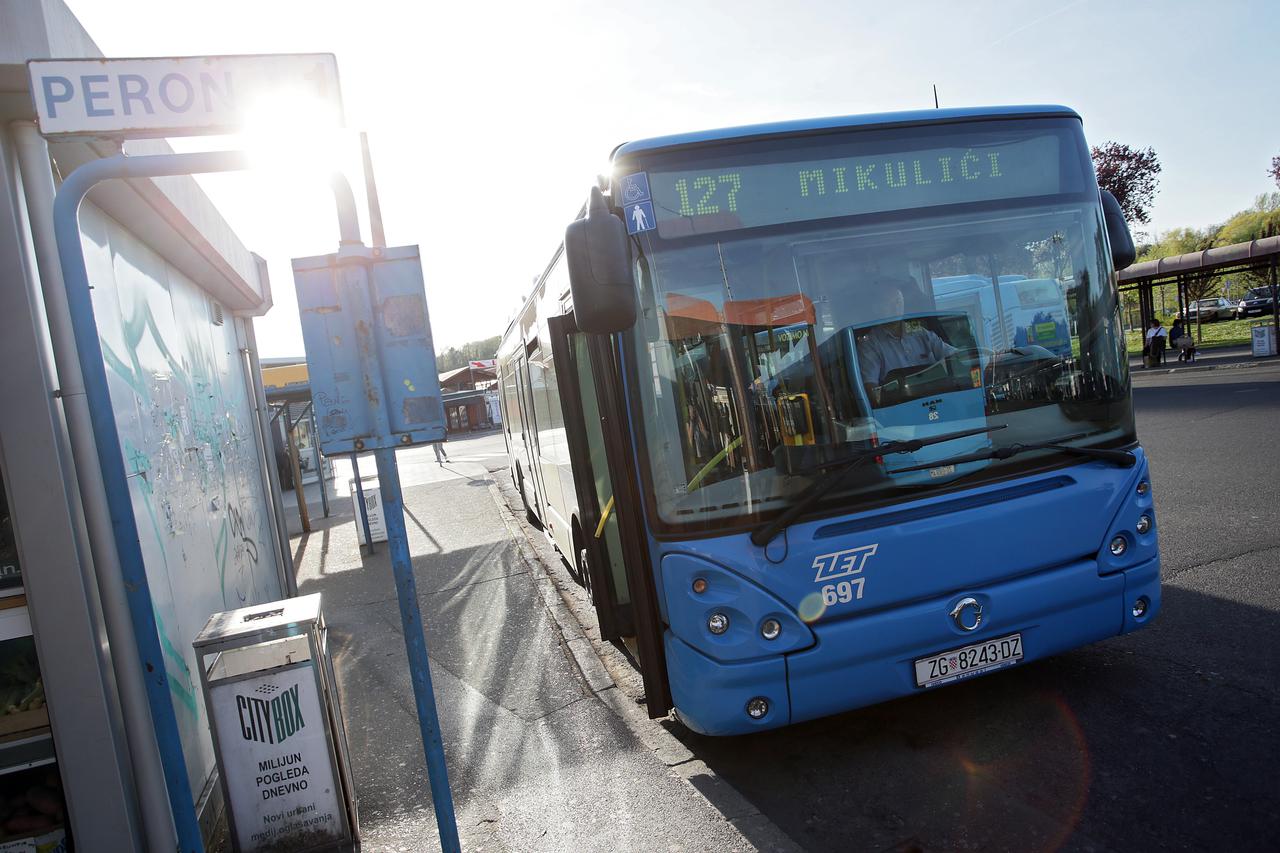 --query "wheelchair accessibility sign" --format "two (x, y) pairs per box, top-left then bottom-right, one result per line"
(620, 172), (650, 205)
(620, 172), (655, 234)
